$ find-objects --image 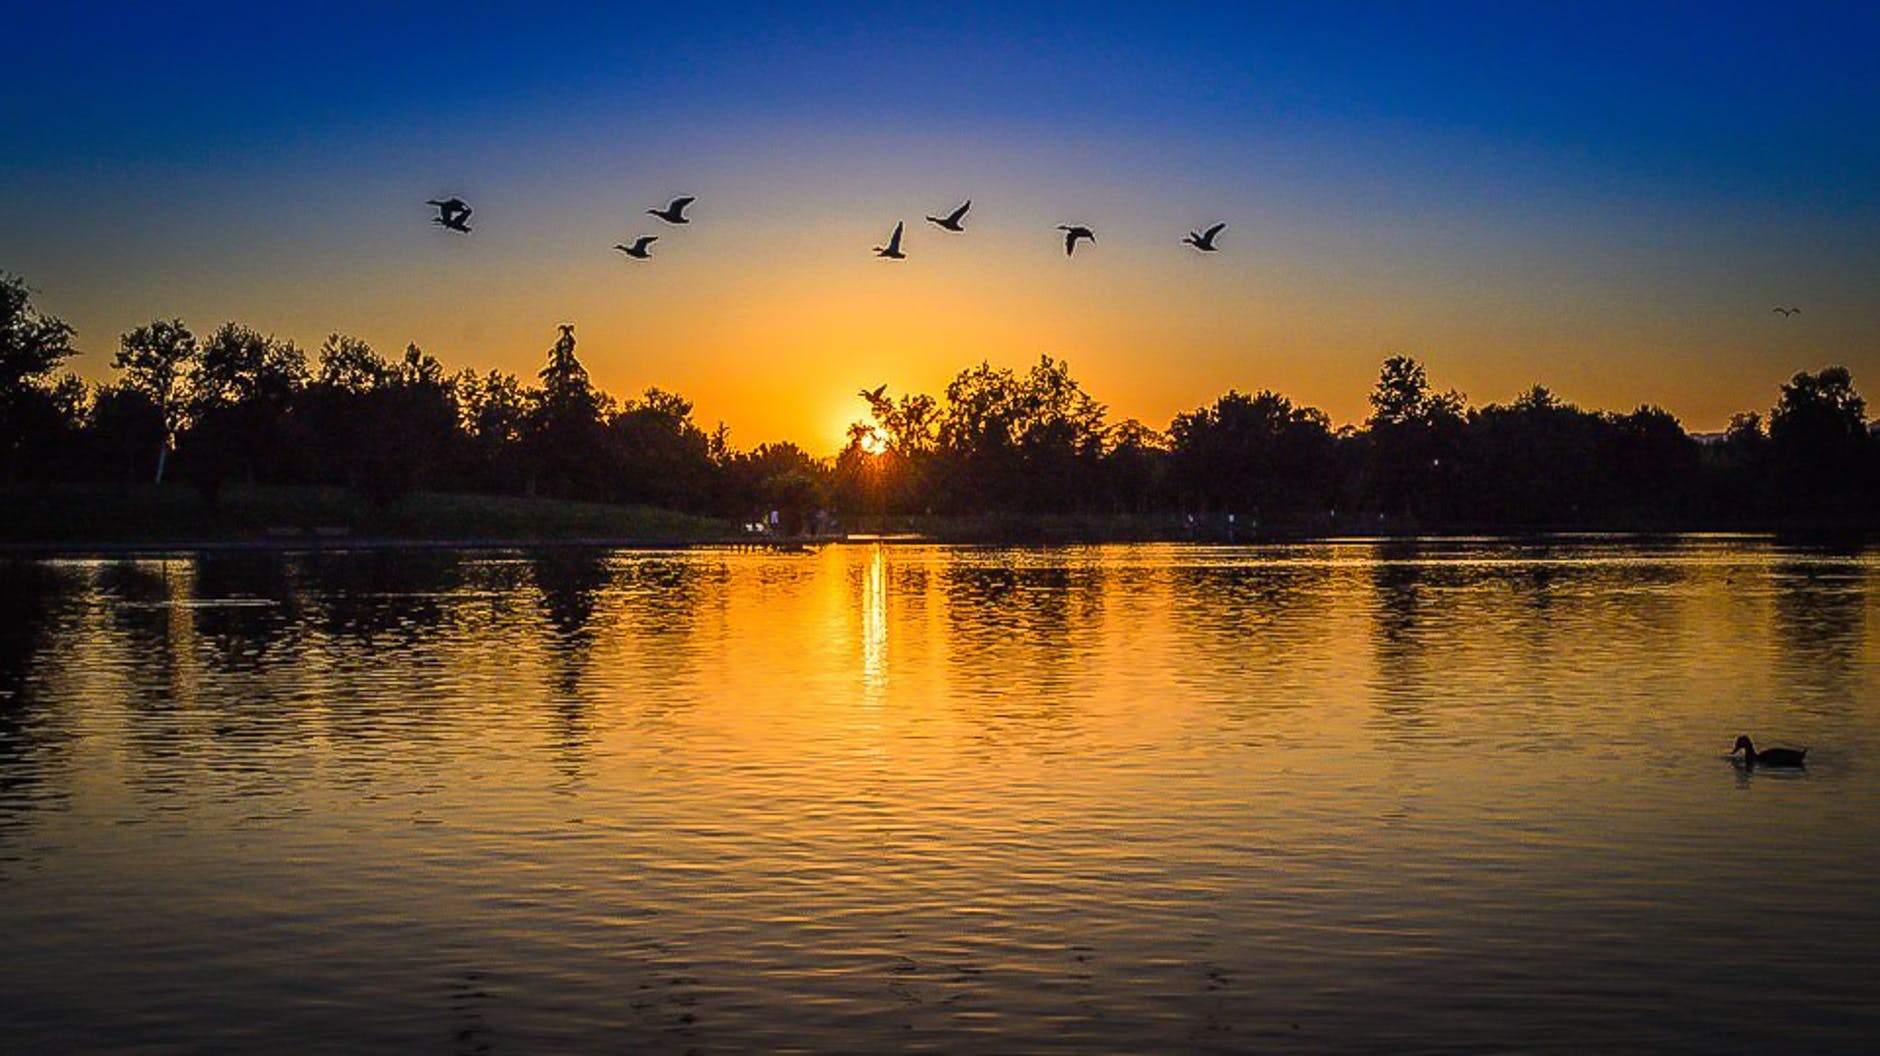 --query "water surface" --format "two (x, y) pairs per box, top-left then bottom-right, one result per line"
(2, 539), (1877, 1052)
